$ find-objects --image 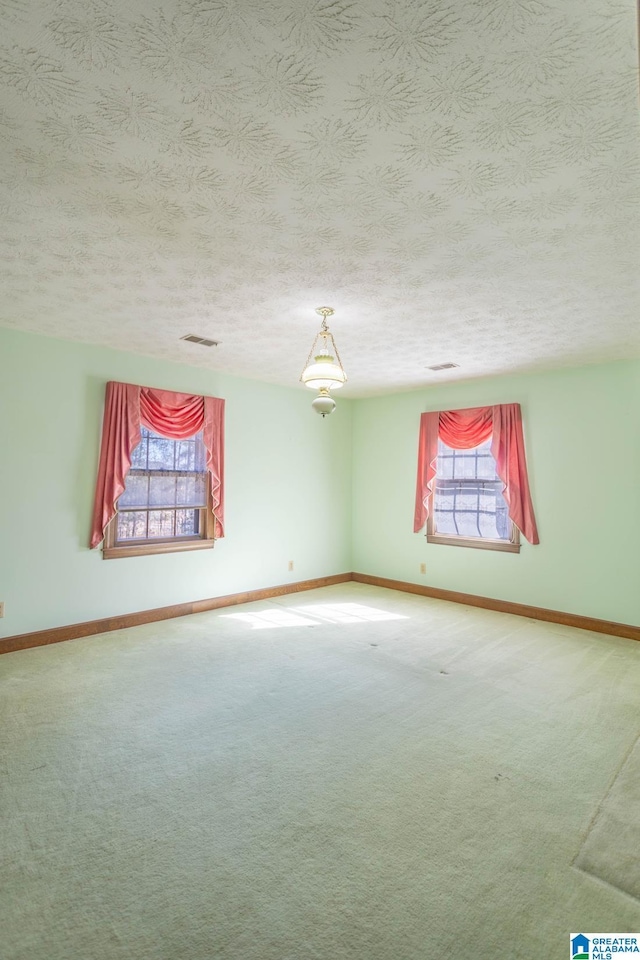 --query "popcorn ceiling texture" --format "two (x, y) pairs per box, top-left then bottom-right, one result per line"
(0, 0), (639, 396)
